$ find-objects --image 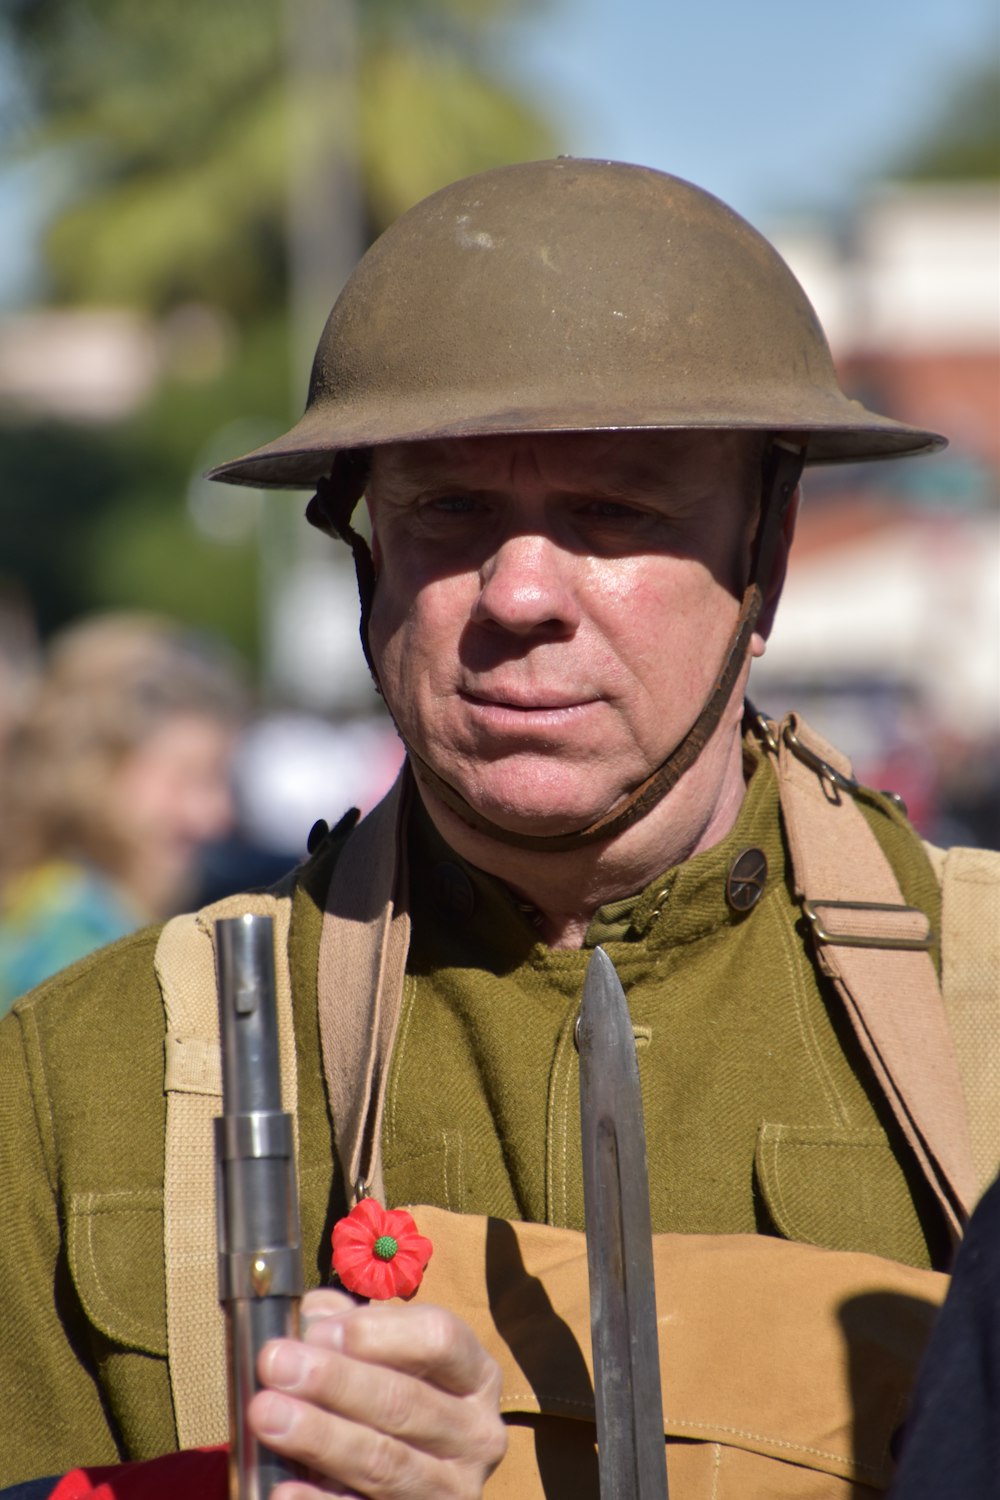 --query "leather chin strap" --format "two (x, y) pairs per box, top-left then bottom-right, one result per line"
(307, 439), (805, 854)
(307, 450), (379, 680)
